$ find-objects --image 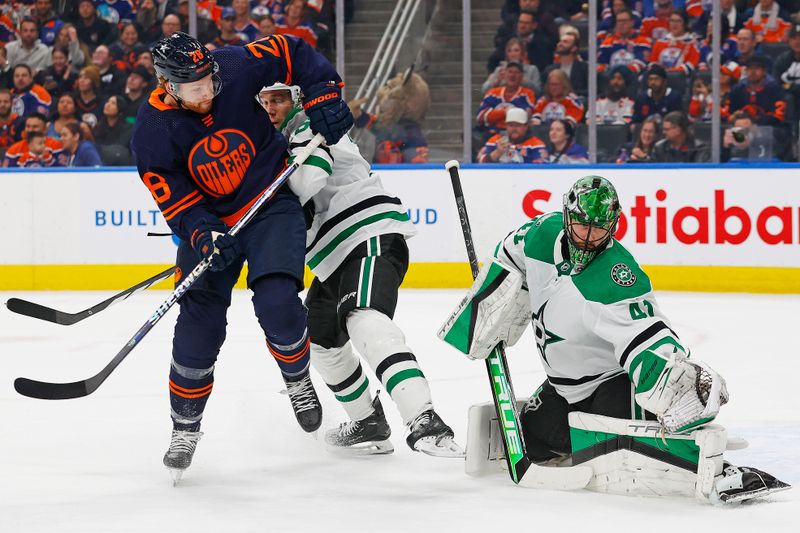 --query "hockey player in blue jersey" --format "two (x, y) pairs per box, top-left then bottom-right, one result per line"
(131, 32), (353, 483)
